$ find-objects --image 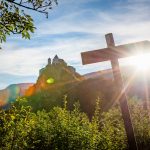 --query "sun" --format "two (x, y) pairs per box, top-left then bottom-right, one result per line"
(127, 53), (150, 71)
